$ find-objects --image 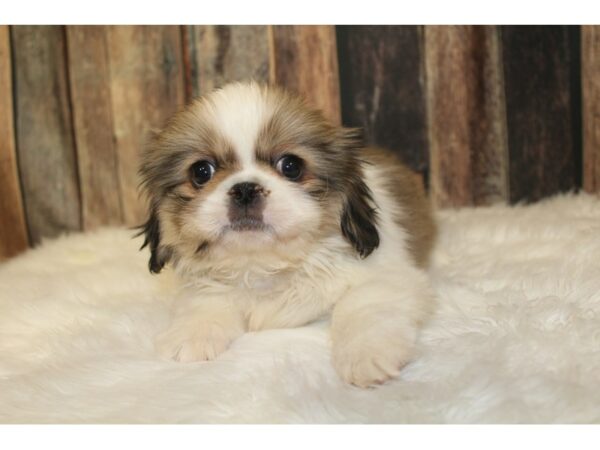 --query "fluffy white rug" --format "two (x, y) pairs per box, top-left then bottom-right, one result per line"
(1, 193), (600, 423)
